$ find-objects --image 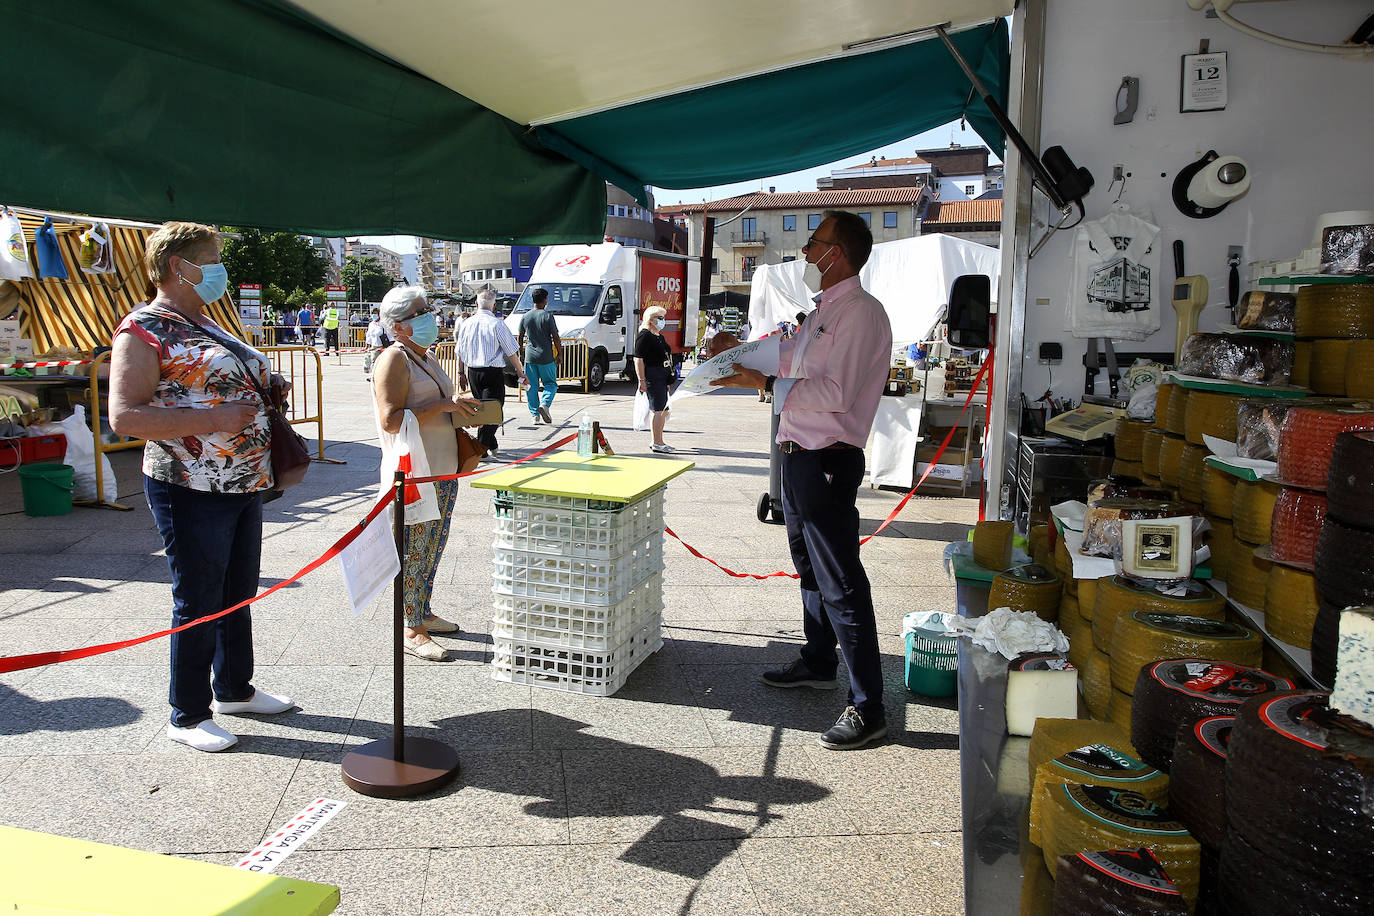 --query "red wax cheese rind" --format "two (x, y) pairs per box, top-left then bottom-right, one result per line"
(1052, 848), (1189, 916)
(1168, 716), (1234, 851)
